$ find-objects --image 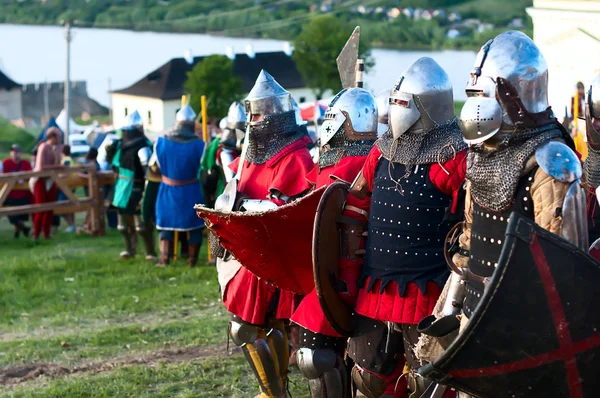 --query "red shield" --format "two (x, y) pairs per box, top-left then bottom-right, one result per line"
(195, 186), (326, 295)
